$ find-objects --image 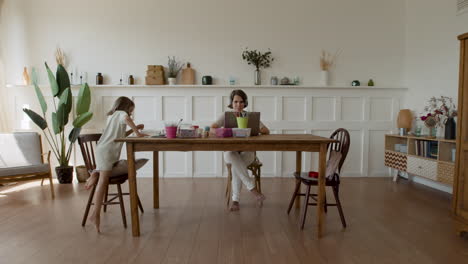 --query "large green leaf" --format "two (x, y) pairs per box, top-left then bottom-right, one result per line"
(34, 84), (47, 115)
(55, 103), (66, 131)
(23, 108), (47, 130)
(45, 62), (59, 97)
(73, 112), (93, 128)
(31, 67), (38, 85)
(56, 64), (70, 96)
(76, 83), (91, 115)
(68, 127), (82, 143)
(52, 112), (61, 134)
(58, 88), (72, 125)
